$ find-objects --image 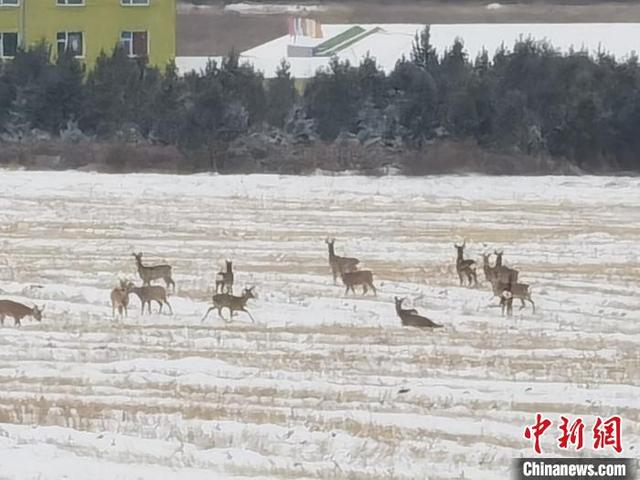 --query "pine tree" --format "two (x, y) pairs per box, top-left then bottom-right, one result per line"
(266, 59), (297, 128)
(411, 26), (438, 71)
